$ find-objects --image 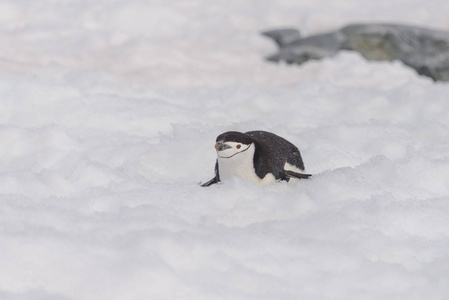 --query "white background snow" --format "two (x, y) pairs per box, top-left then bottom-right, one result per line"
(1, 0), (449, 299)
